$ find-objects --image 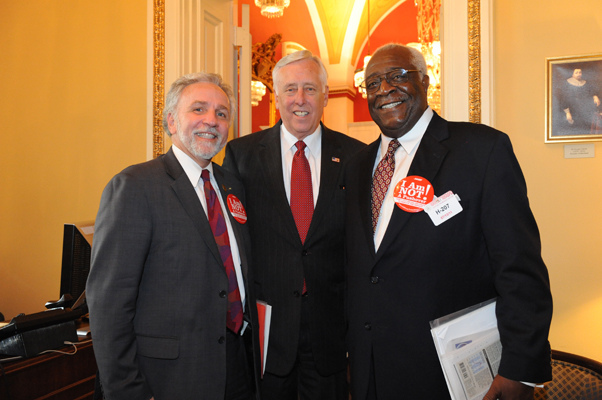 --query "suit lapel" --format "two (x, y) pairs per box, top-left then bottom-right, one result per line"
(163, 148), (223, 267)
(374, 113), (449, 262)
(357, 139), (382, 258)
(305, 125), (341, 243)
